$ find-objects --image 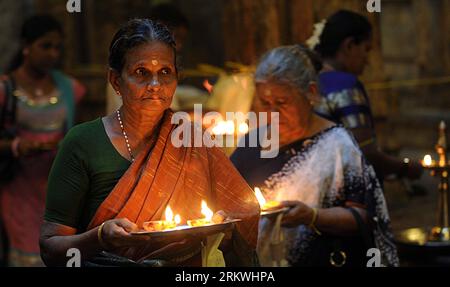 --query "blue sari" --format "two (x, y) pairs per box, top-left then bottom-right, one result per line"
(316, 71), (375, 131)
